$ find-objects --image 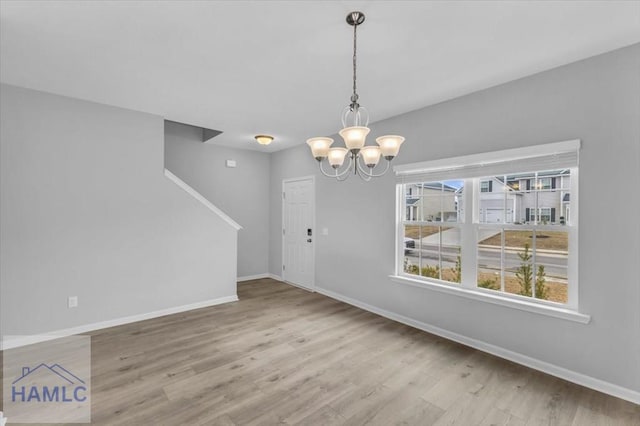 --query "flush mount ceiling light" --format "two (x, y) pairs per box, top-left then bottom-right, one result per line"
(254, 134), (274, 145)
(306, 11), (405, 181)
